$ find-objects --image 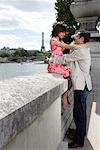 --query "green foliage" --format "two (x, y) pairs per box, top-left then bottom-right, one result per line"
(0, 47), (51, 60)
(55, 0), (80, 42)
(55, 0), (74, 25)
(27, 50), (50, 58)
(44, 51), (51, 58)
(0, 52), (10, 57)
(13, 48), (29, 57)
